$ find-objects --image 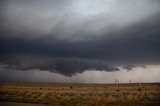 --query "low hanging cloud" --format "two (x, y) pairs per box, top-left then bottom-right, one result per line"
(0, 0), (160, 80)
(0, 55), (119, 76)
(0, 63), (160, 83)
